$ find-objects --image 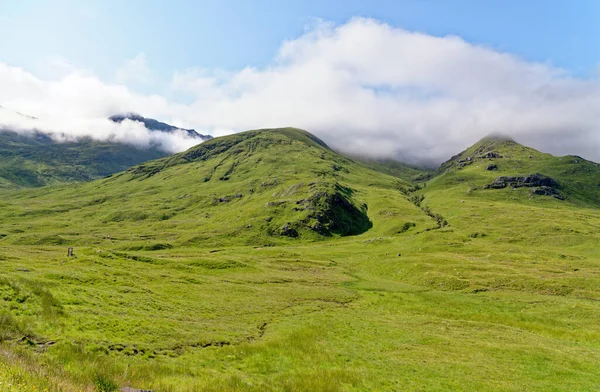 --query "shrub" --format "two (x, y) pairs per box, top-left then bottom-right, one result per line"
(398, 222), (416, 233)
(93, 374), (118, 392)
